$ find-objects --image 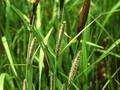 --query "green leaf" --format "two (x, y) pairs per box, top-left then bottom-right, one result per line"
(0, 73), (14, 90)
(1, 36), (17, 76)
